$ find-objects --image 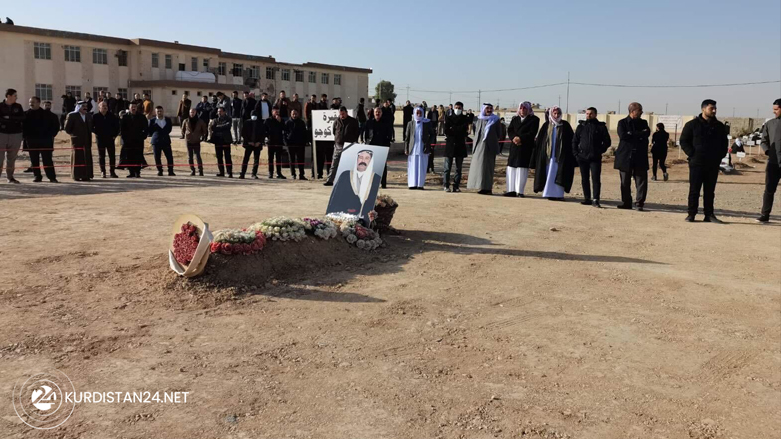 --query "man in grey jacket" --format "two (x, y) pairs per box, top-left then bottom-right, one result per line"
(757, 98), (781, 223)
